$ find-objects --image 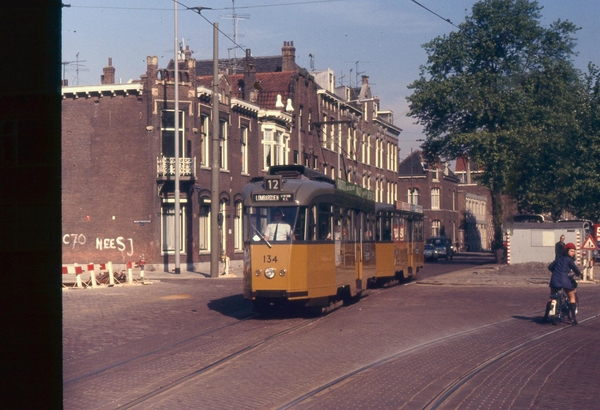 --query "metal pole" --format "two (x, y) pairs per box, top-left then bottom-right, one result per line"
(210, 22), (220, 278)
(337, 101), (341, 179)
(174, 1), (181, 274)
